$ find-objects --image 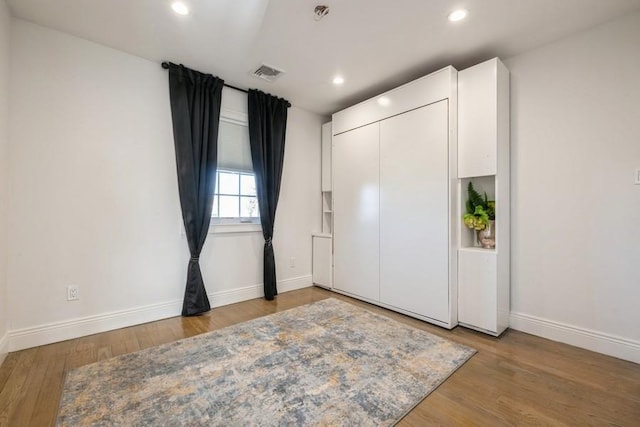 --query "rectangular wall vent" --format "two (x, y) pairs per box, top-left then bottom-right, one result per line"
(251, 64), (285, 82)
